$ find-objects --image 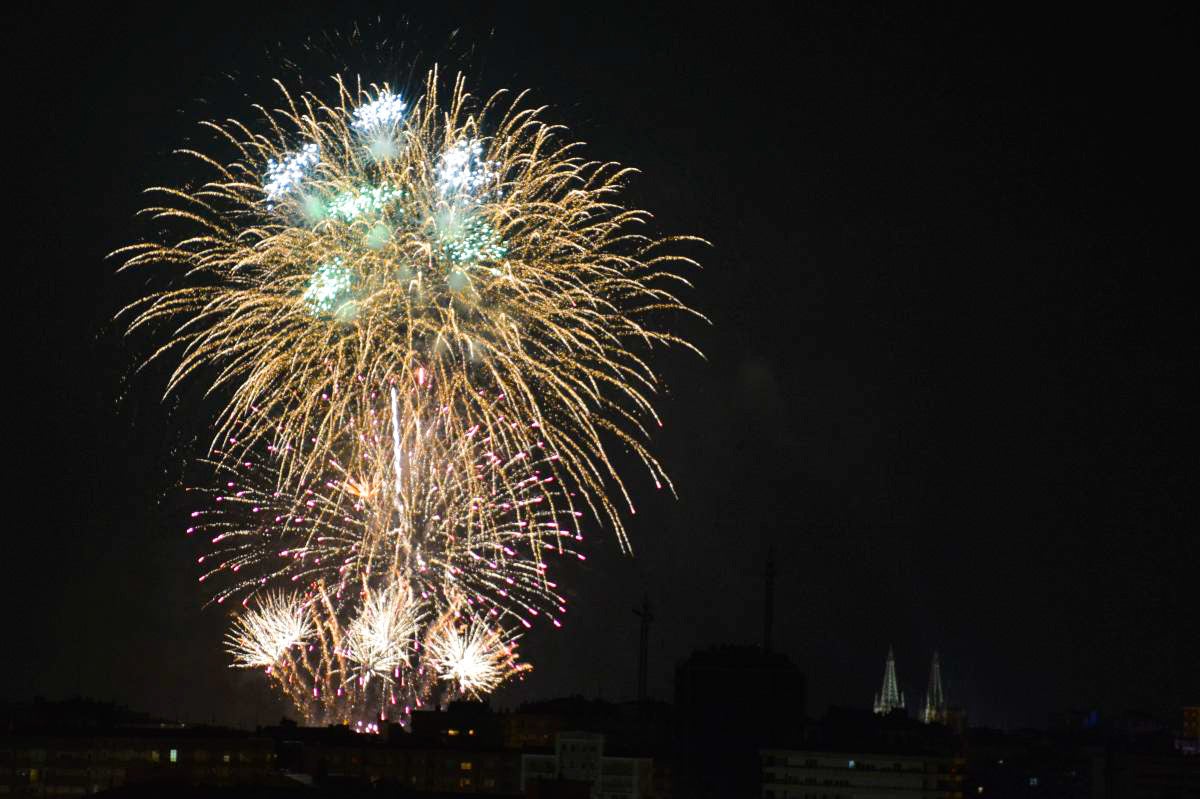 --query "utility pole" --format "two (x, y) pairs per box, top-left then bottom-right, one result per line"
(763, 545), (776, 654)
(633, 594), (653, 702)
